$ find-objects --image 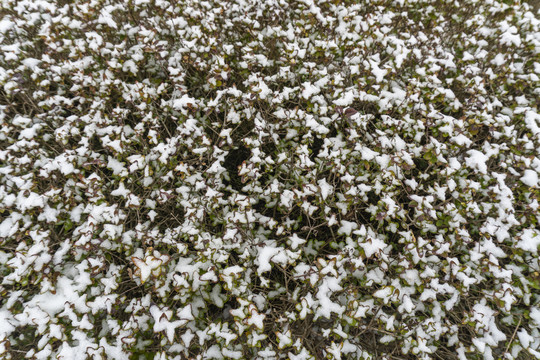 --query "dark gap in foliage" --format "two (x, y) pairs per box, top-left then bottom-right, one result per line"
(121, 103), (144, 129)
(203, 214), (224, 237)
(232, 119), (255, 142)
(156, 114), (180, 140)
(468, 123), (492, 146)
(431, 345), (461, 360)
(96, 165), (115, 183)
(287, 206), (309, 233)
(279, 99), (304, 112)
(252, 198), (268, 215)
(289, 314), (337, 359)
(203, 111), (226, 145)
(49, 219), (75, 249)
(153, 202), (185, 233)
(114, 268), (153, 310)
(309, 136), (324, 161)
(0, 89), (39, 119)
(206, 294), (239, 322)
(355, 207), (375, 226)
(412, 157), (429, 172)
(258, 149), (278, 186)
(183, 63), (216, 100)
(1, 275), (42, 305)
(122, 209), (141, 235)
(353, 325), (403, 359)
(261, 139), (277, 157)
(387, 232), (406, 256)
(8, 325), (38, 360)
(439, 104), (464, 120)
(206, 303), (227, 321)
(226, 249), (241, 267)
(88, 134), (109, 155)
(32, 171), (63, 197)
(223, 146), (250, 192)
(366, 190), (380, 205)
(327, 124), (339, 139)
(309, 224), (342, 257)
(268, 265), (301, 293)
